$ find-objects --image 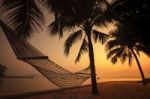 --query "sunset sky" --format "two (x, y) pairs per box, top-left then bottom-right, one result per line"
(0, 10), (150, 81)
